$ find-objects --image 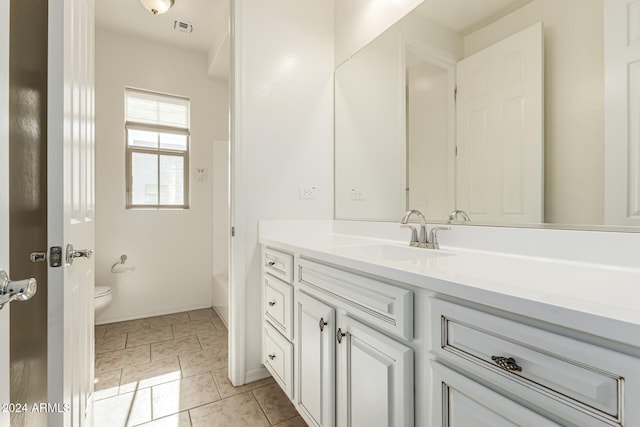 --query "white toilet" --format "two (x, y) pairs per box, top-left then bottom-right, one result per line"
(94, 286), (113, 317)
